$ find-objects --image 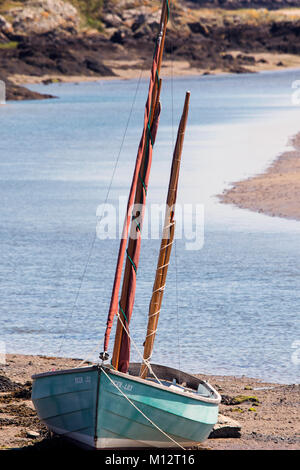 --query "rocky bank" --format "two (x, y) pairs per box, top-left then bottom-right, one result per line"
(1, 0), (300, 100)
